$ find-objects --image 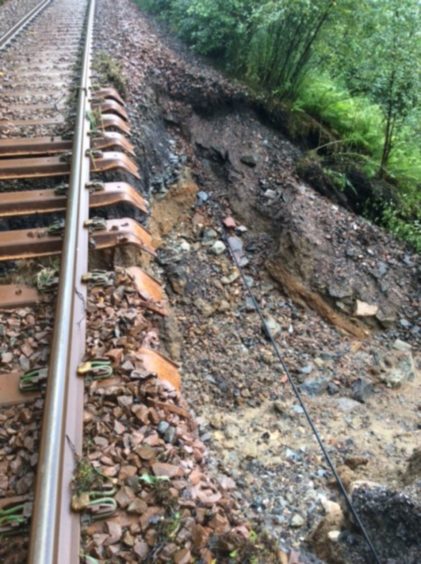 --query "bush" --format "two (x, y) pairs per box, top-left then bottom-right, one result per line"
(382, 204), (421, 252)
(294, 74), (421, 223)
